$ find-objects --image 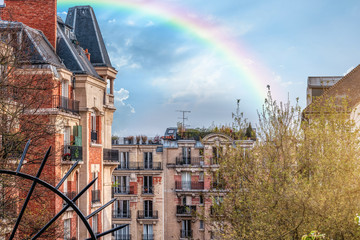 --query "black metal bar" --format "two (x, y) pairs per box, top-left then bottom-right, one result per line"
(0, 169), (96, 240)
(55, 159), (80, 189)
(16, 139), (31, 173)
(85, 224), (129, 240)
(9, 146), (51, 240)
(31, 178), (98, 240)
(86, 198), (116, 219)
